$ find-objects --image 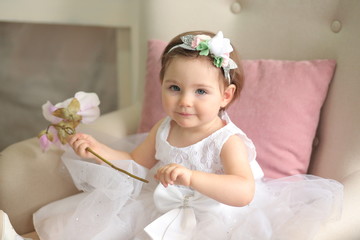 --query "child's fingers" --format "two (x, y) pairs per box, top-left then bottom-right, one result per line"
(73, 139), (88, 154)
(68, 133), (86, 146)
(165, 165), (178, 185)
(154, 165), (166, 186)
(155, 167), (168, 186)
(67, 134), (77, 145)
(155, 164), (181, 187)
(68, 134), (93, 158)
